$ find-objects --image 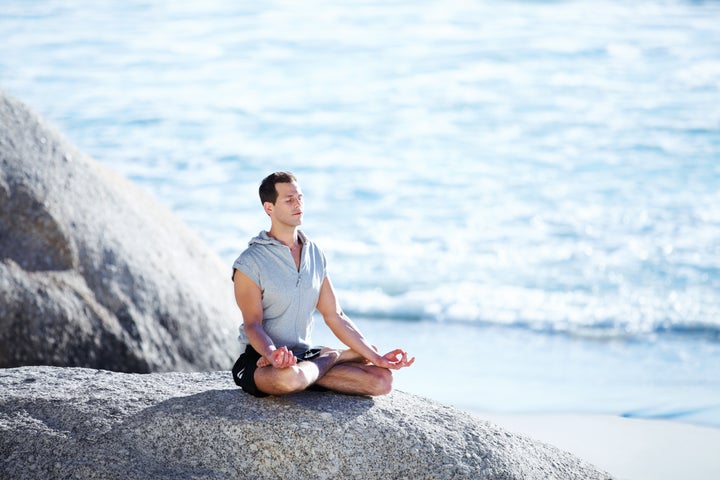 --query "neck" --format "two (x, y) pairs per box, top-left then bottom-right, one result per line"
(267, 225), (300, 248)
